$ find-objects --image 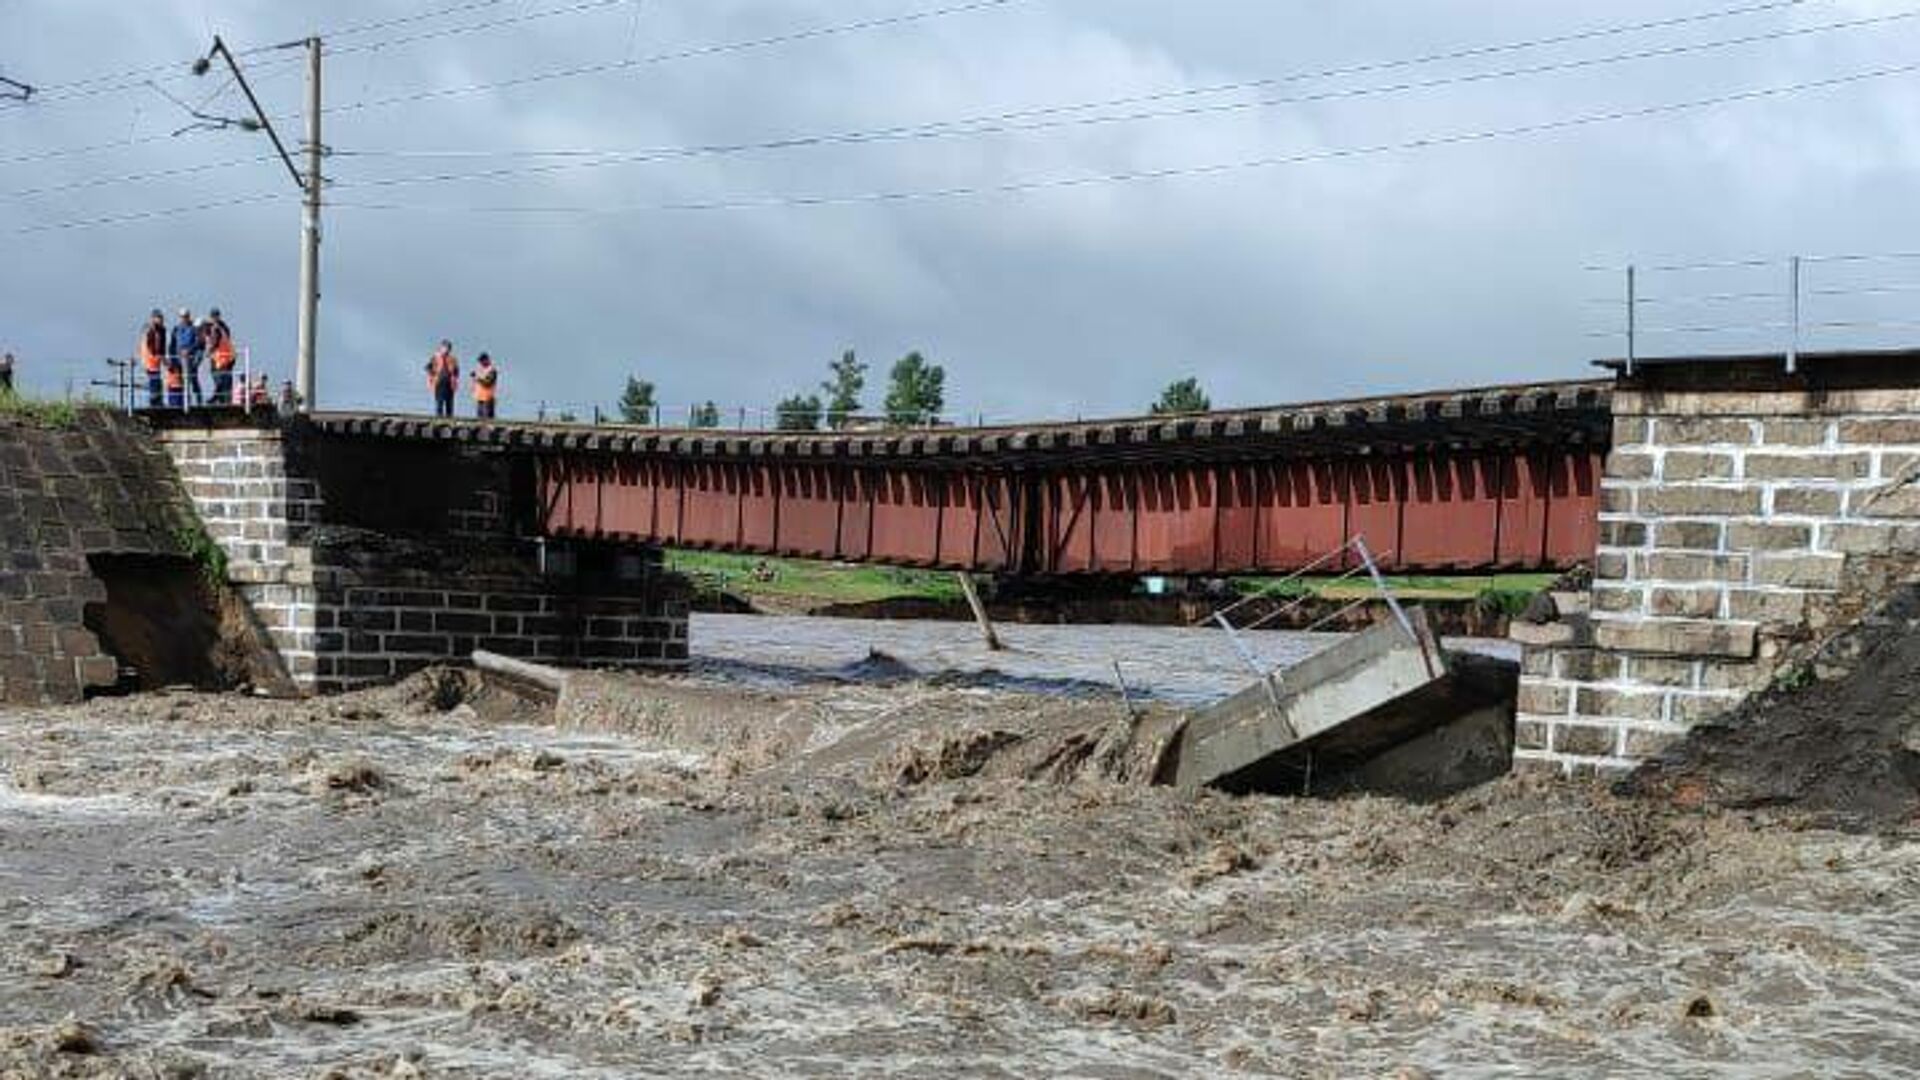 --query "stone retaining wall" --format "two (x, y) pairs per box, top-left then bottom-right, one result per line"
(1516, 380), (1920, 774)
